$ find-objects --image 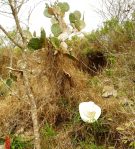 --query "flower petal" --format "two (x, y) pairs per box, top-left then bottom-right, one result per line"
(79, 101), (101, 123)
